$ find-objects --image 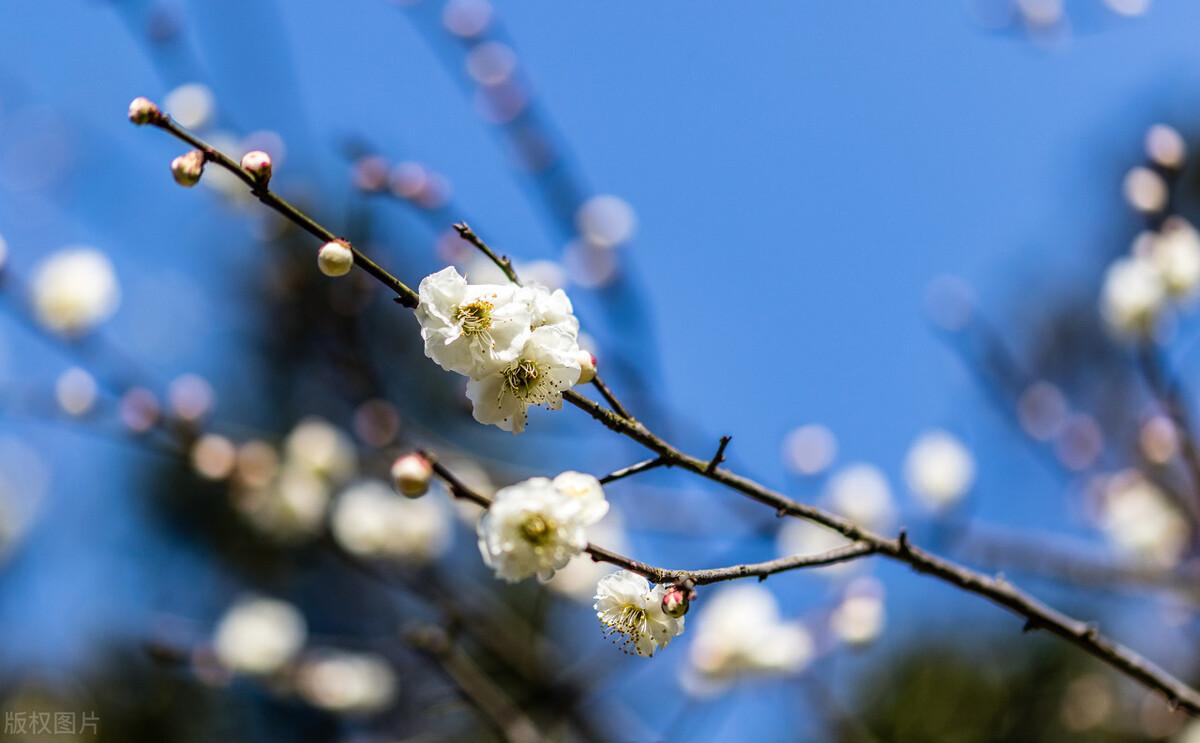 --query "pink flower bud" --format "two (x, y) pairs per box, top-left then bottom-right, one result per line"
(240, 150), (273, 184)
(128, 96), (161, 125)
(391, 453), (433, 498)
(576, 349), (597, 384)
(317, 240), (354, 277)
(661, 586), (690, 618)
(171, 150), (205, 187)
